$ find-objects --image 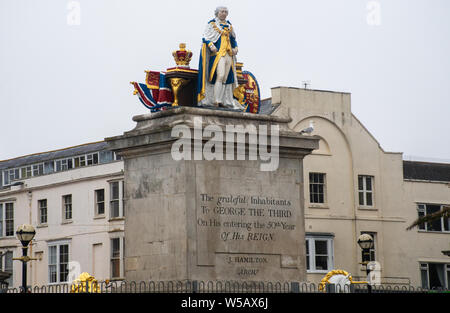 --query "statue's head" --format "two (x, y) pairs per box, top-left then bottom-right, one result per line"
(214, 6), (228, 20)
